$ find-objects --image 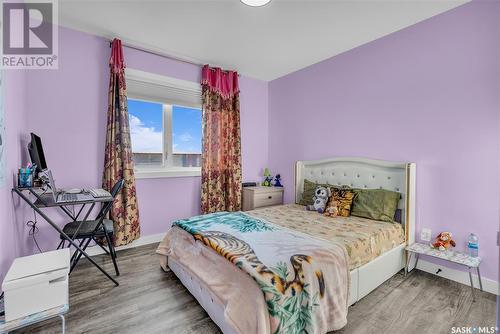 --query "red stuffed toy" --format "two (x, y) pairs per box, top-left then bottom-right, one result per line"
(430, 232), (456, 251)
